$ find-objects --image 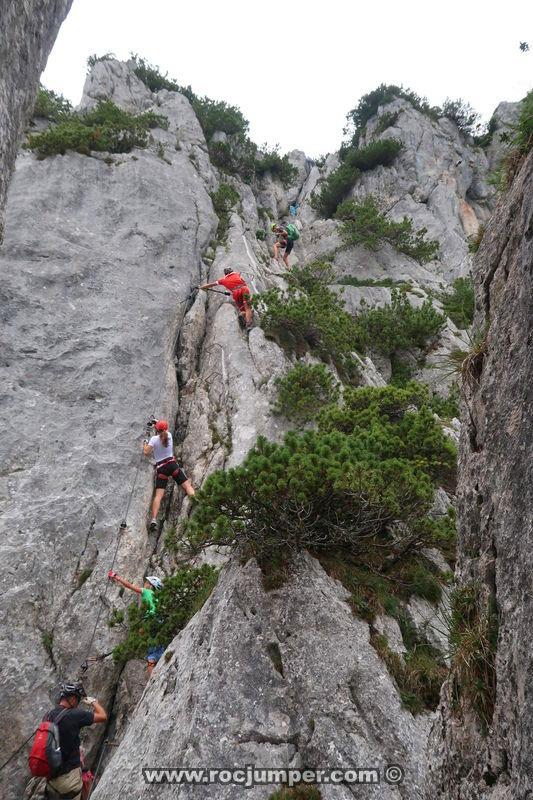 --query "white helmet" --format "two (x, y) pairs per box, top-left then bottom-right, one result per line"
(146, 575), (162, 590)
